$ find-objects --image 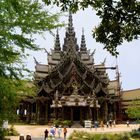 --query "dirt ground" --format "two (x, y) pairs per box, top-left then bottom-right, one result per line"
(6, 124), (139, 140)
